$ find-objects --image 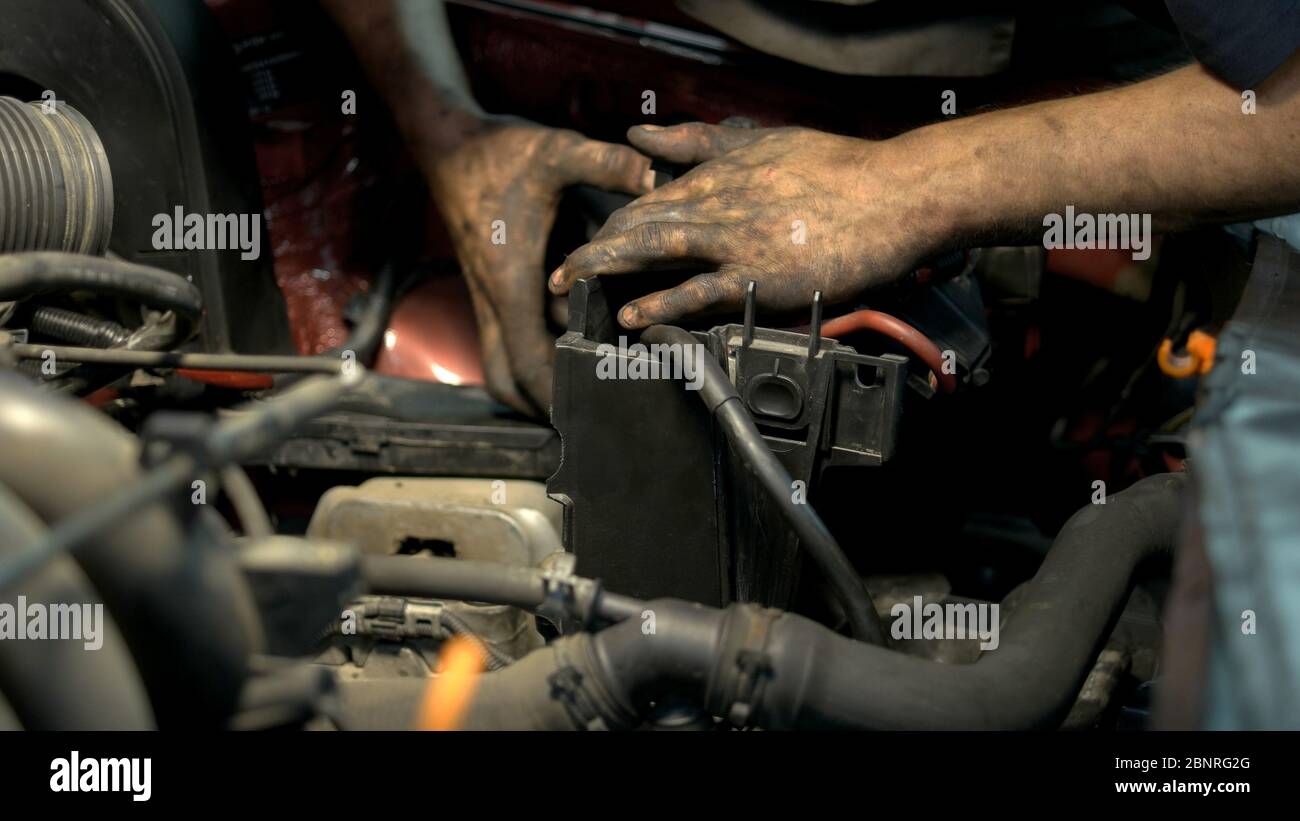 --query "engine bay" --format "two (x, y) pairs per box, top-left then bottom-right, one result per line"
(0, 0), (1295, 754)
